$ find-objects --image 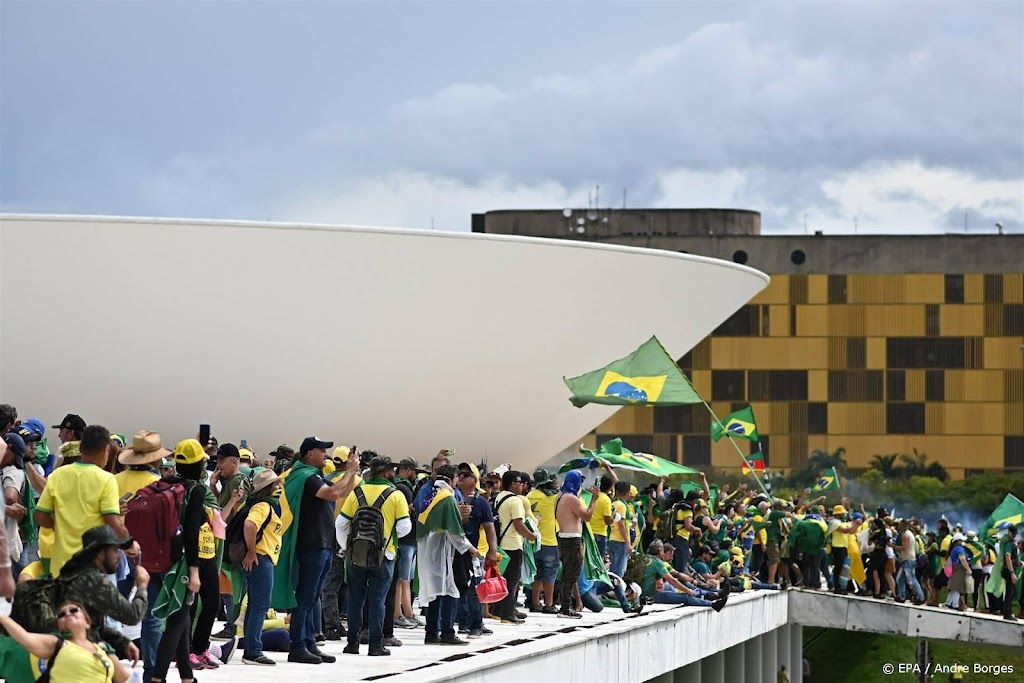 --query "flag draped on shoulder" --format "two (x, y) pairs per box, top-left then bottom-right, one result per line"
(811, 467), (840, 492)
(711, 406), (759, 442)
(417, 485), (464, 539)
(564, 336), (703, 408)
(272, 459), (321, 609)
